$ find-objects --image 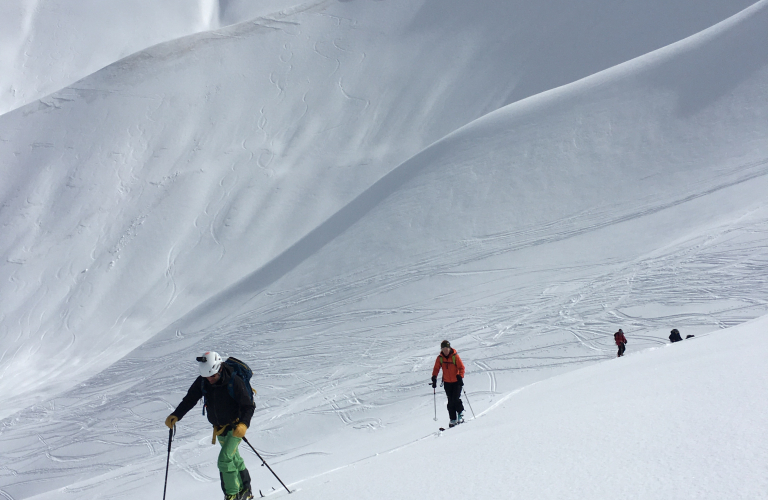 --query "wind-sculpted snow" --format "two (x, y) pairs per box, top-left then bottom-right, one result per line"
(1, 0), (768, 498)
(2, 0), (760, 418)
(0, 0), (313, 114)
